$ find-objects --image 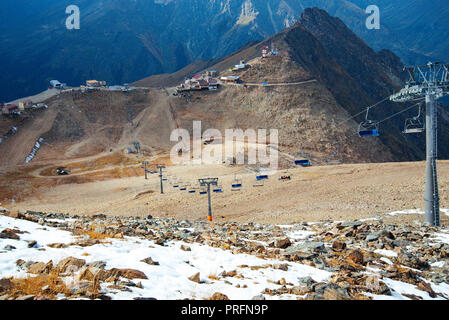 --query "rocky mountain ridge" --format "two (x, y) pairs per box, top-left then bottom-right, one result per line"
(1, 0), (447, 102)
